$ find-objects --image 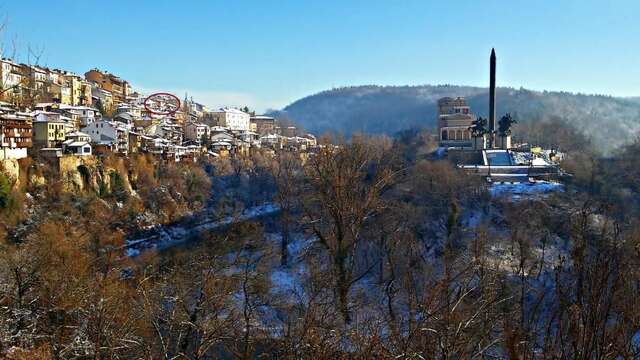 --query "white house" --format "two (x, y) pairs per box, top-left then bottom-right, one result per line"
(210, 130), (235, 143)
(62, 139), (92, 156)
(61, 105), (99, 127)
(0, 59), (23, 92)
(209, 108), (250, 131)
(81, 120), (129, 153)
(260, 133), (284, 149)
(65, 131), (92, 143)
